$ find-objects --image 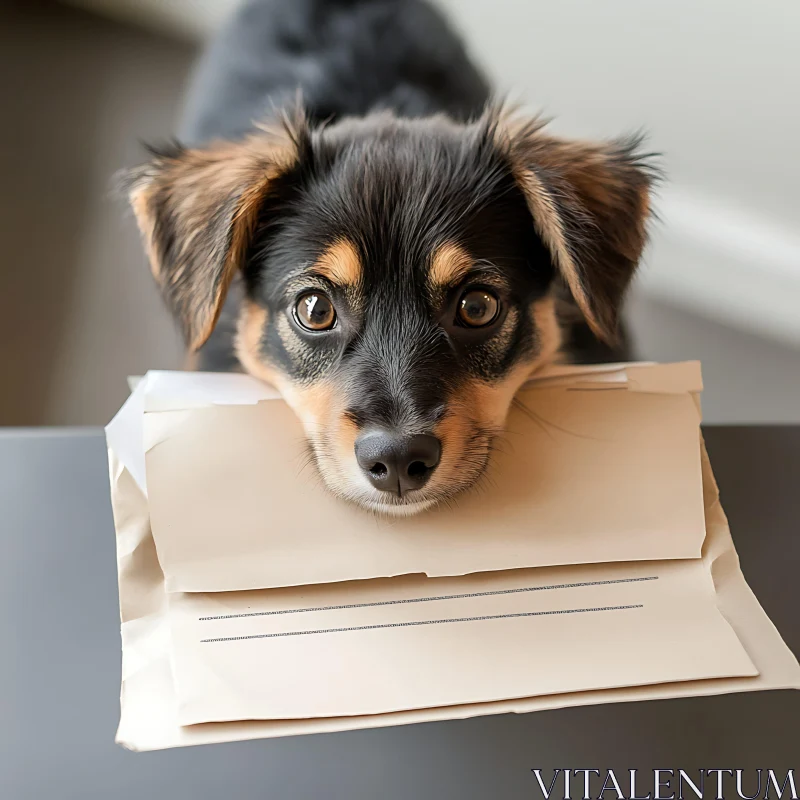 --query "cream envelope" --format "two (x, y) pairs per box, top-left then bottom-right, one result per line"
(142, 361), (706, 593)
(168, 558), (757, 725)
(105, 363), (800, 751)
